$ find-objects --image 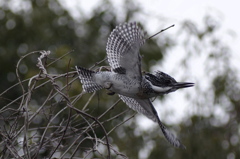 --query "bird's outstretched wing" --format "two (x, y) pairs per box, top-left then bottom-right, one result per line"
(119, 94), (157, 122)
(118, 94), (185, 149)
(106, 22), (145, 80)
